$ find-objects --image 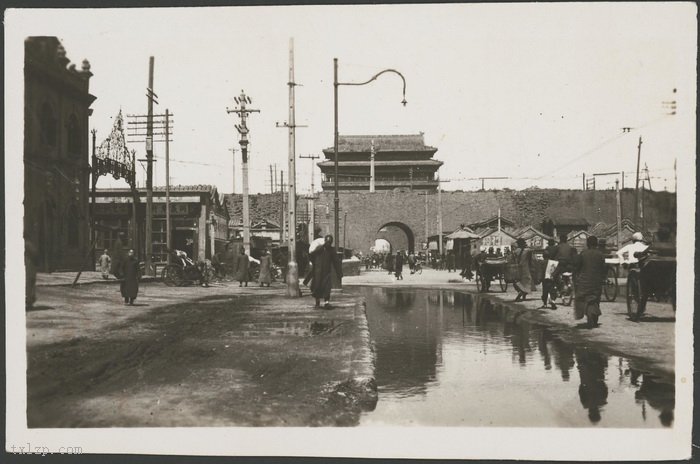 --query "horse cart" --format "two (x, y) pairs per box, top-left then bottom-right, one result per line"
(626, 247), (676, 321)
(475, 257), (509, 293)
